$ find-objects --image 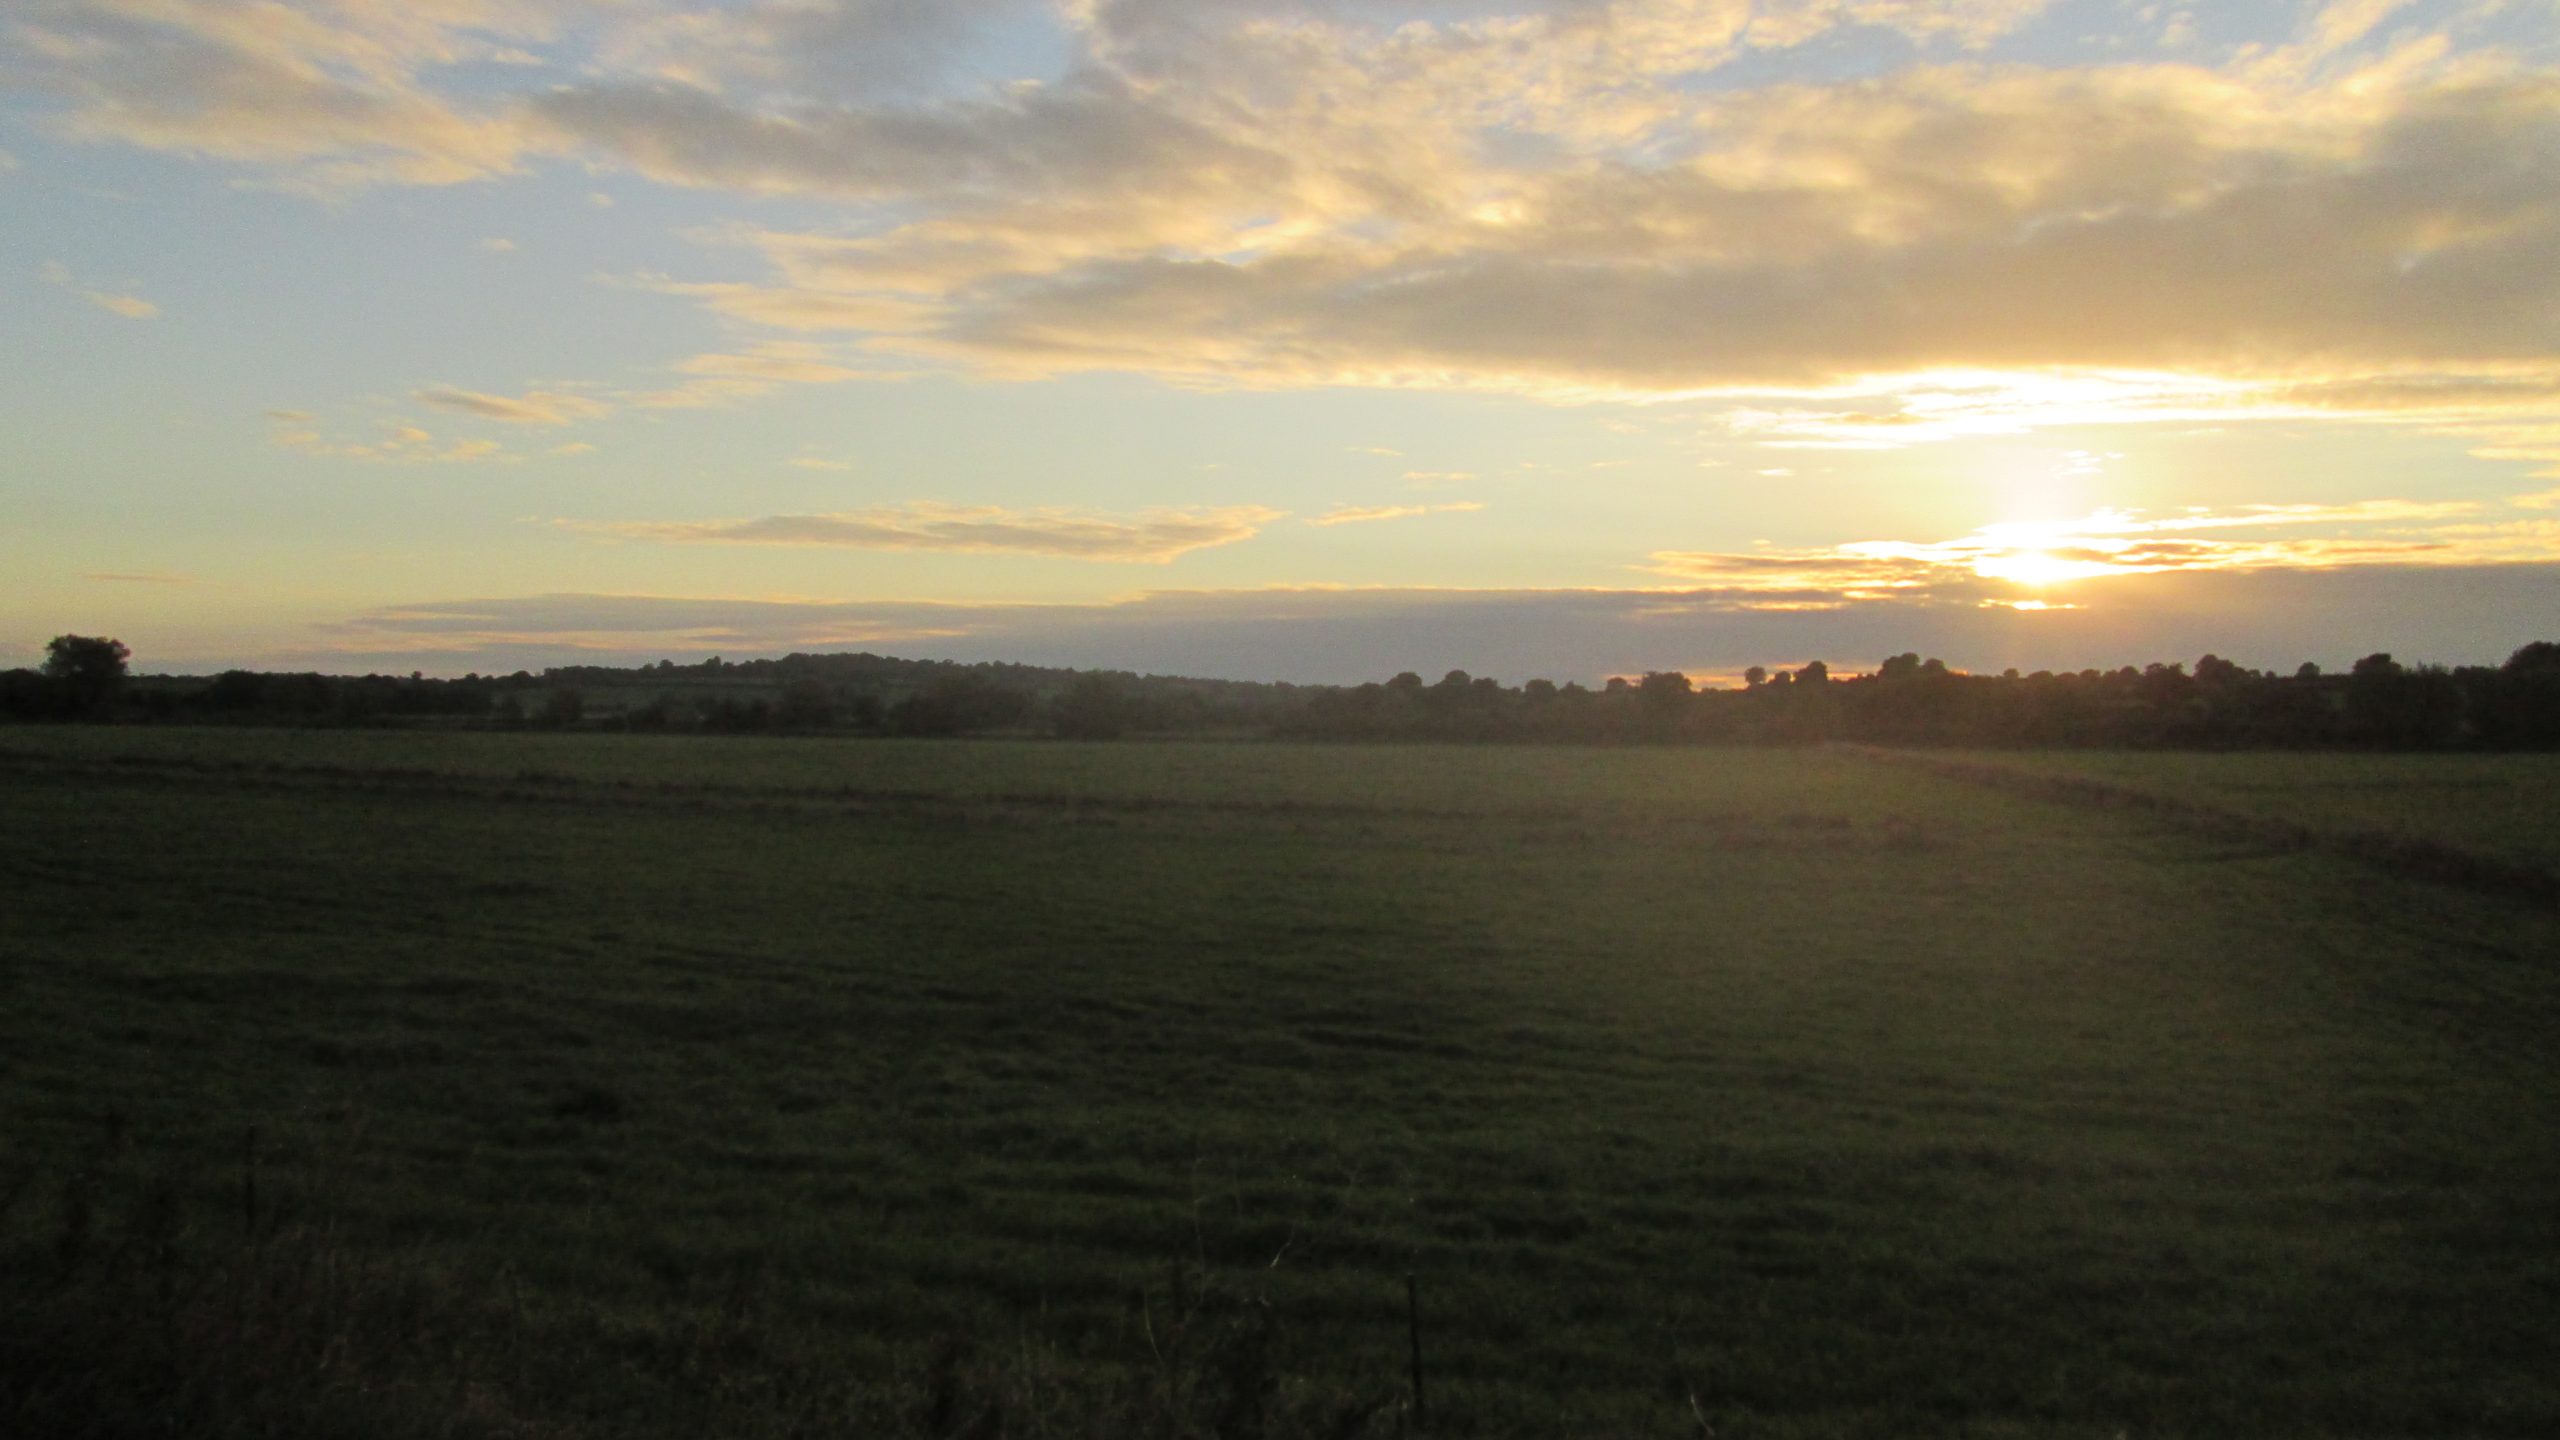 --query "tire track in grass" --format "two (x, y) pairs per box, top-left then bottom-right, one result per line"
(1849, 746), (2560, 910)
